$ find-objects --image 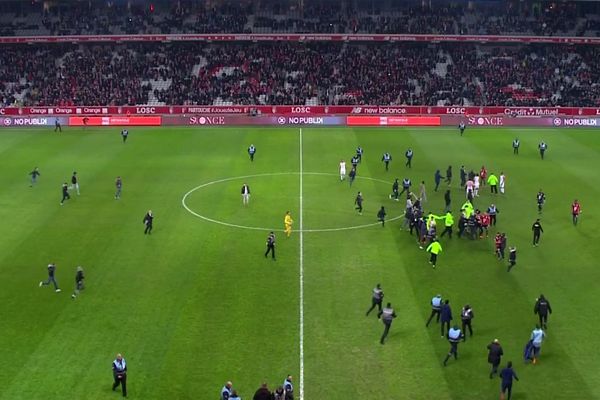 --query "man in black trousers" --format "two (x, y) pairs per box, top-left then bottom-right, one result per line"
(440, 300), (453, 338)
(443, 325), (462, 366)
(500, 361), (519, 400)
(366, 284), (384, 316)
(425, 294), (442, 327)
(143, 210), (154, 234)
(532, 219), (543, 246)
(378, 302), (397, 344)
(534, 294), (552, 329)
(487, 338), (503, 378)
(460, 304), (474, 340)
(60, 182), (70, 205)
(112, 353), (127, 397)
(265, 231), (275, 260)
